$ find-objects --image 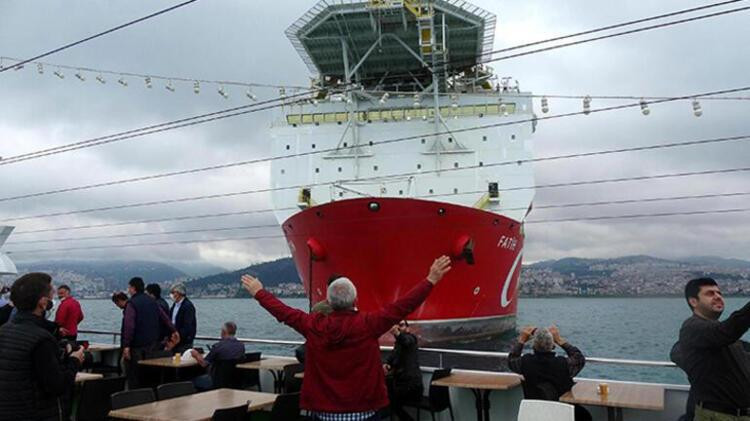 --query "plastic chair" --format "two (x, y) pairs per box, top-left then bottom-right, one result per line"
(211, 359), (243, 389)
(283, 363), (304, 393)
(211, 402), (249, 421)
(110, 388), (156, 410)
(157, 381), (196, 400)
(404, 368), (454, 421)
(76, 376), (127, 421)
(270, 392), (300, 420)
(517, 399), (575, 421)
